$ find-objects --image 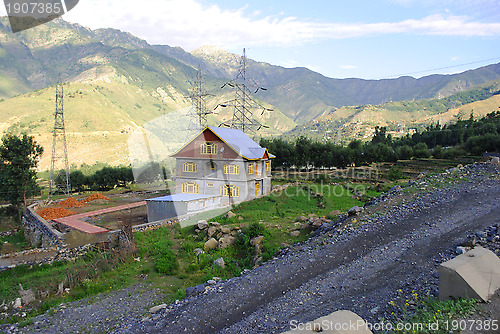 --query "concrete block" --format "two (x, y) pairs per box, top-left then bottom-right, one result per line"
(282, 310), (373, 333)
(439, 246), (500, 302)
